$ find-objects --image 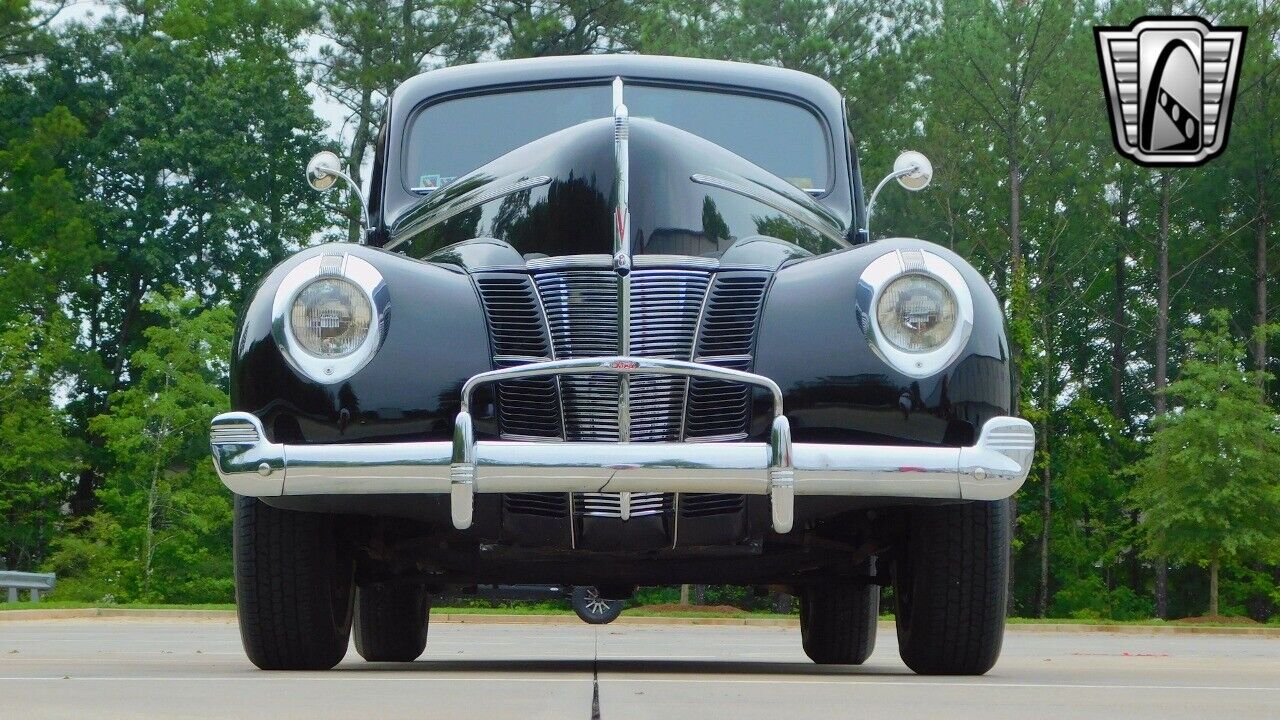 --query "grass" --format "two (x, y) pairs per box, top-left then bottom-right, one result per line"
(0, 602), (782, 619)
(1007, 616), (1275, 628)
(0, 601), (236, 612)
(433, 605), (572, 616)
(443, 608), (773, 618)
(623, 609), (793, 619)
(1005, 616), (1171, 626)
